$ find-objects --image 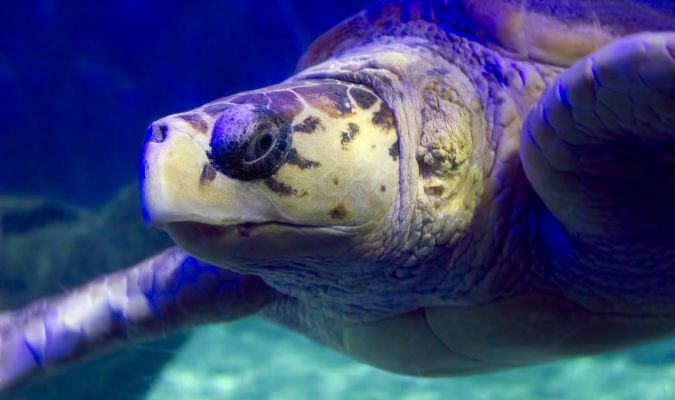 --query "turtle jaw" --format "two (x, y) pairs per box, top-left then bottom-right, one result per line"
(163, 220), (356, 268)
